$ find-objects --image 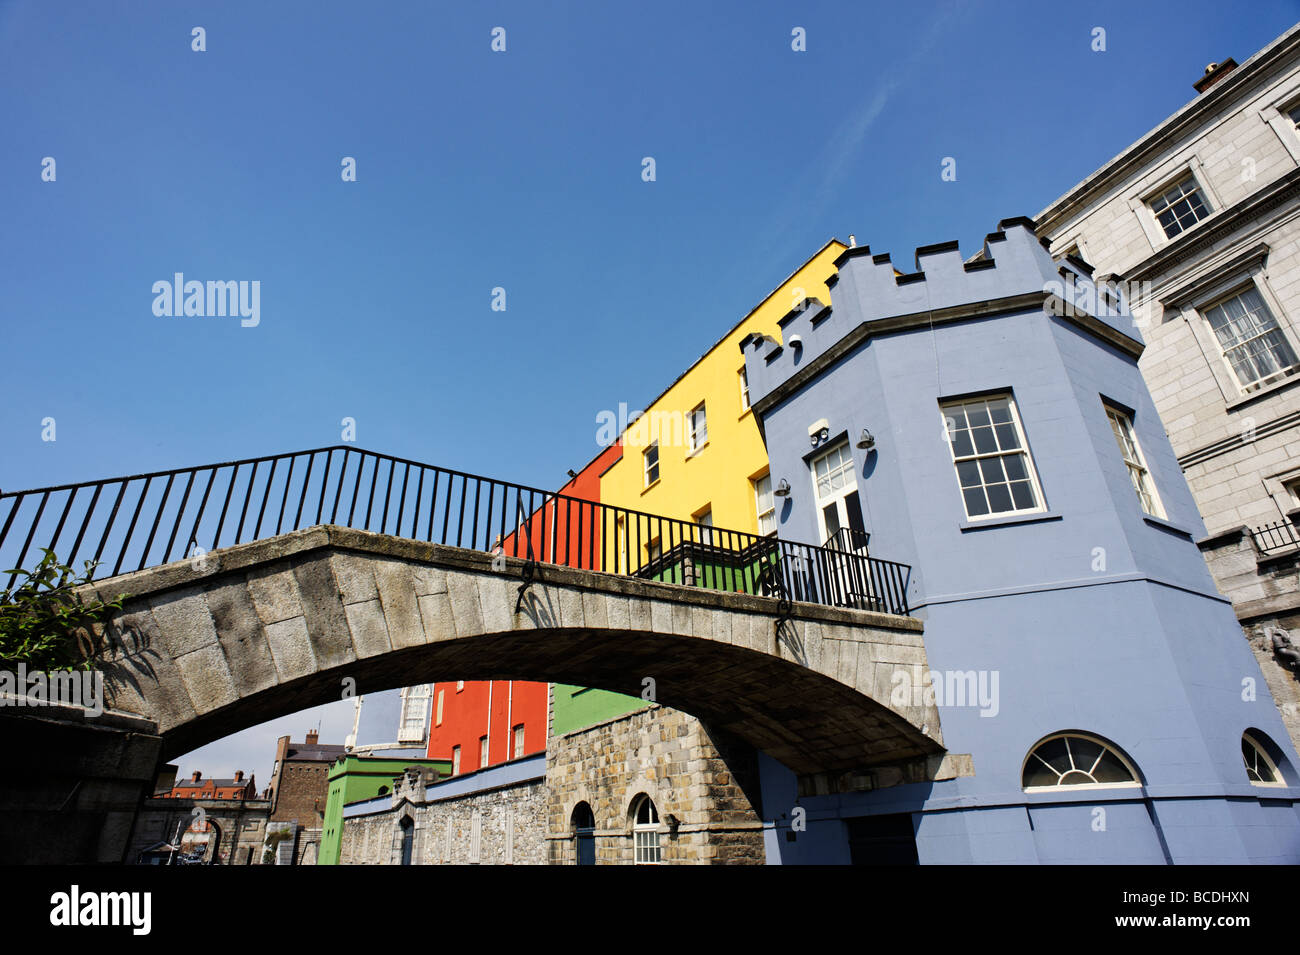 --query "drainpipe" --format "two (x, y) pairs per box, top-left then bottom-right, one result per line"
(485, 680), (494, 769)
(506, 682), (514, 760)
